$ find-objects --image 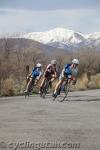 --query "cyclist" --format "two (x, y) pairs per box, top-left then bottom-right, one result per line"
(24, 63), (42, 93)
(52, 59), (79, 98)
(40, 60), (57, 93)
